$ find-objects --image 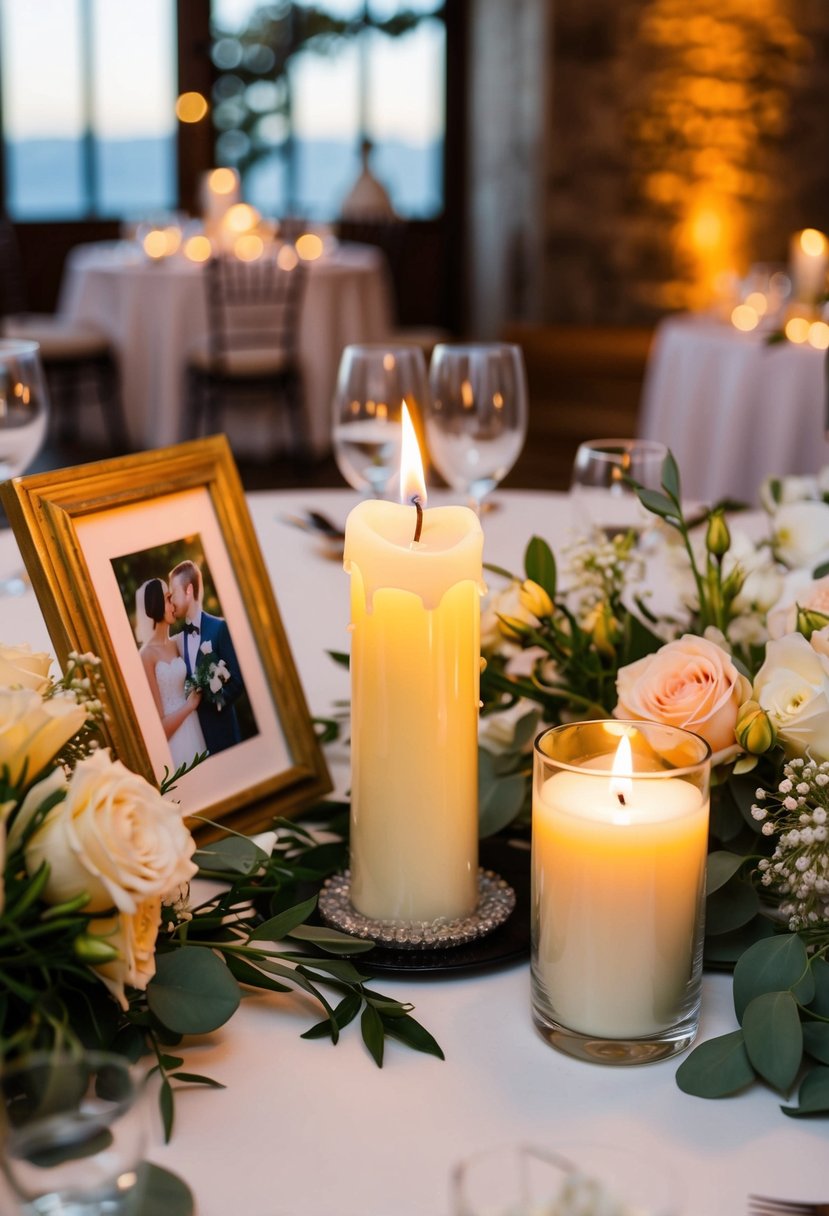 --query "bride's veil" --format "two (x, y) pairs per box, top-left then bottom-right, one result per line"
(135, 578), (165, 645)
